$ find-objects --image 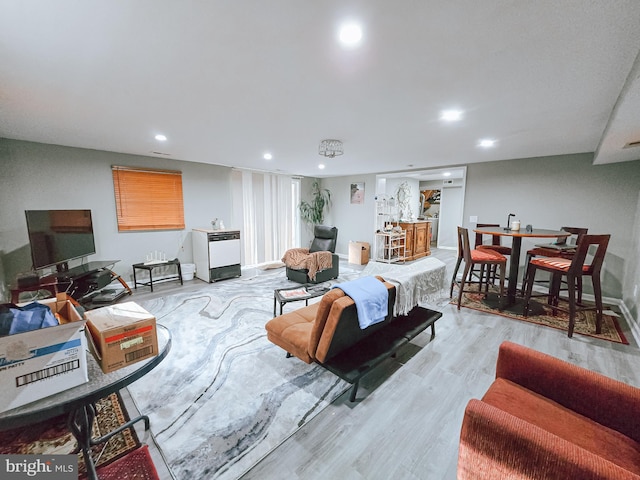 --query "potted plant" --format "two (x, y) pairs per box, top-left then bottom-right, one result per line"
(299, 180), (331, 226)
